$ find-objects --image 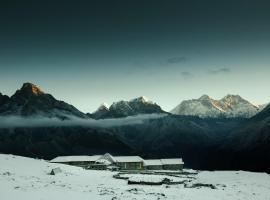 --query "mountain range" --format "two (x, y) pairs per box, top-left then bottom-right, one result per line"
(0, 83), (166, 120)
(90, 96), (165, 119)
(0, 82), (267, 120)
